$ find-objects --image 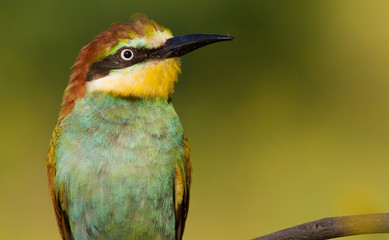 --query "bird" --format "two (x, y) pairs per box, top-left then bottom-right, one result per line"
(46, 14), (233, 240)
